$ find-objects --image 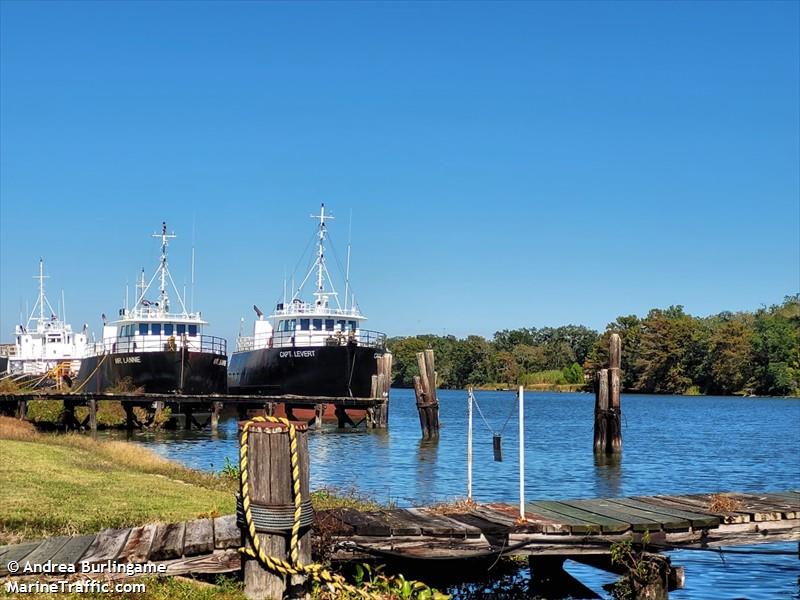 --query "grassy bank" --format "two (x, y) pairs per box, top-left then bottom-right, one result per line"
(0, 417), (236, 544)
